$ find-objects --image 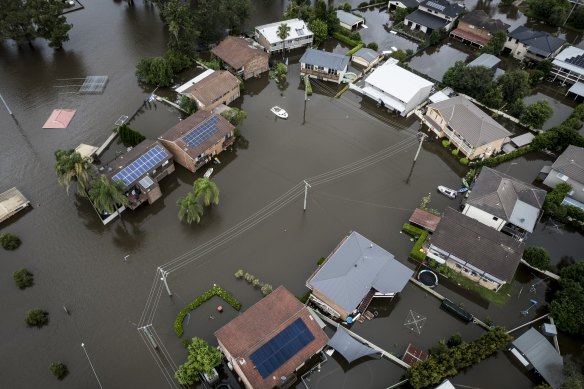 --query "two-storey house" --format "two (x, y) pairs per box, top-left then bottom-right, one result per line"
(404, 0), (464, 34)
(450, 10), (509, 48)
